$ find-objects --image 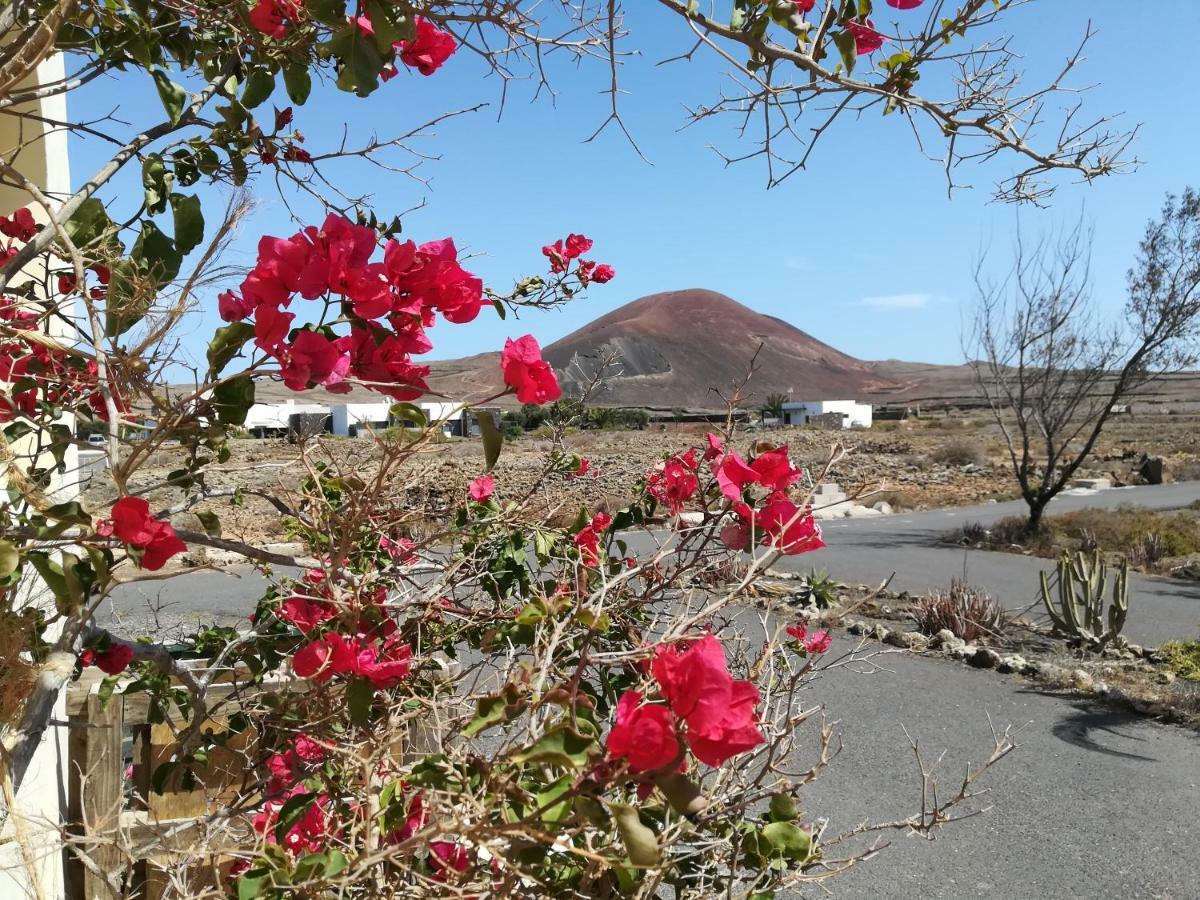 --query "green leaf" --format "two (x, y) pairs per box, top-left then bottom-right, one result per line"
(283, 65), (312, 104)
(237, 873), (268, 900)
(462, 684), (524, 737)
(27, 552), (72, 614)
(212, 376), (255, 426)
(241, 68), (276, 108)
(388, 402), (426, 428)
(611, 804), (661, 867)
(64, 198), (112, 248)
(477, 410), (503, 472)
(761, 820), (813, 861)
(169, 193), (204, 256)
(536, 777), (573, 825)
(131, 219), (182, 286)
(328, 23), (384, 97)
(151, 69), (187, 124)
(142, 154), (171, 214)
(346, 678), (374, 726)
(0, 541), (19, 578)
(832, 30), (857, 75)
(769, 791), (799, 822)
(207, 321), (255, 376)
(510, 726), (594, 769)
(195, 509), (221, 537)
